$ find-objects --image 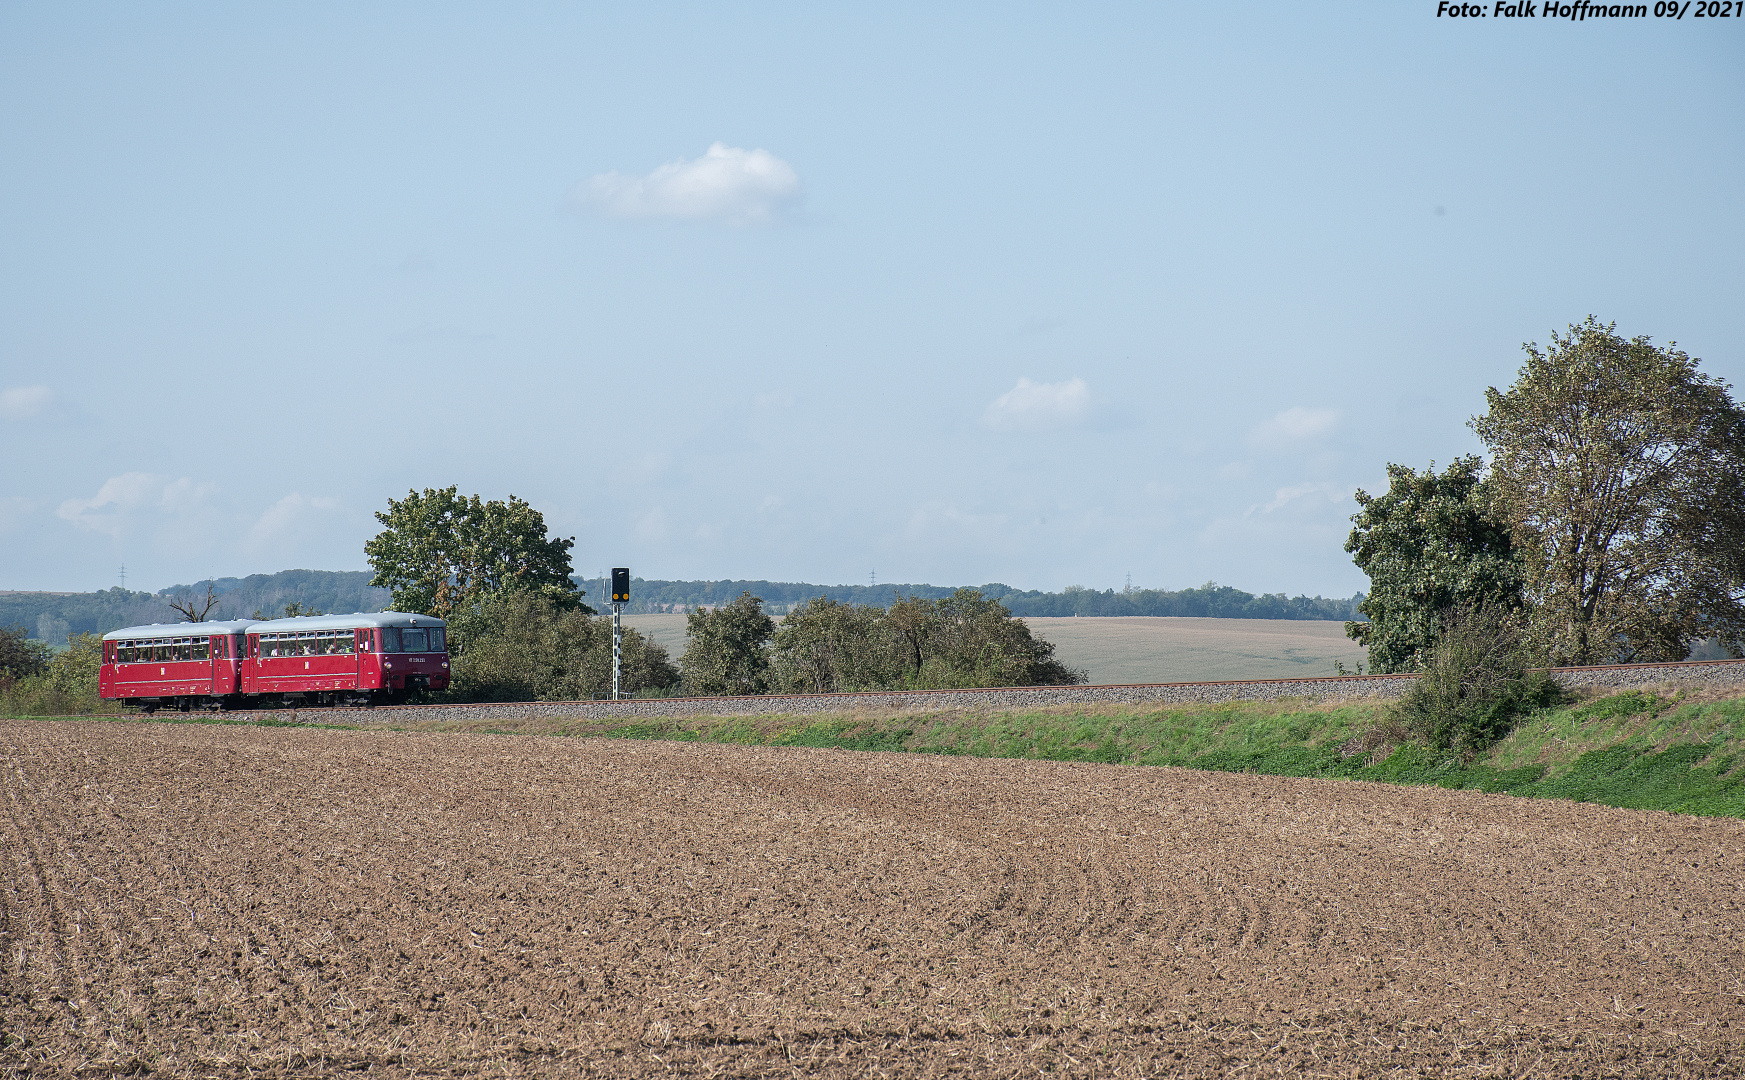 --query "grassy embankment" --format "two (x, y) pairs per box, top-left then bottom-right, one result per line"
(437, 686), (1745, 818)
(10, 686), (1745, 818)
